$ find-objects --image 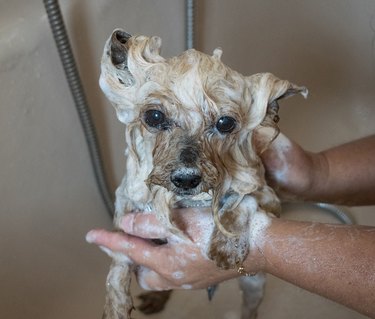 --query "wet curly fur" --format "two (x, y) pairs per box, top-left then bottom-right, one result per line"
(99, 29), (307, 319)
